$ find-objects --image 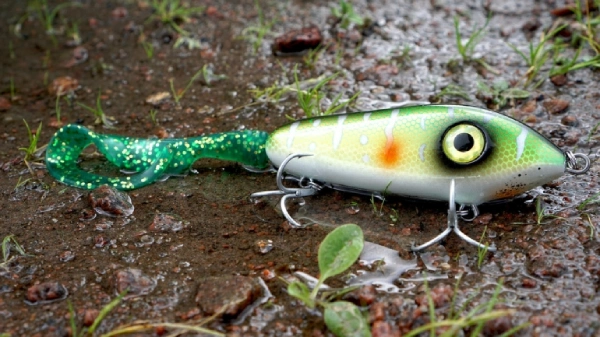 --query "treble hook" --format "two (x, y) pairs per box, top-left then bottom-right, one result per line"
(250, 153), (322, 228)
(411, 179), (496, 252)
